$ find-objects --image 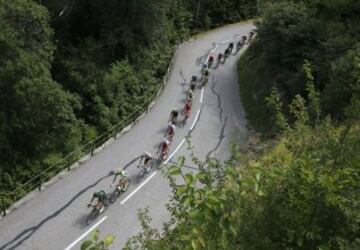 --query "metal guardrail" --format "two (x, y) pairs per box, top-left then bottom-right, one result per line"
(0, 44), (179, 216)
